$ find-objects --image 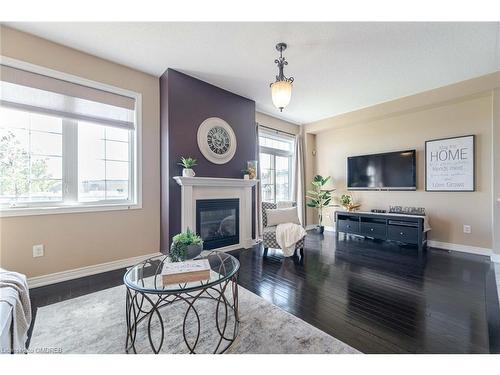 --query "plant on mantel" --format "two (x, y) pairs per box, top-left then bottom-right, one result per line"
(178, 157), (197, 177)
(306, 175), (336, 234)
